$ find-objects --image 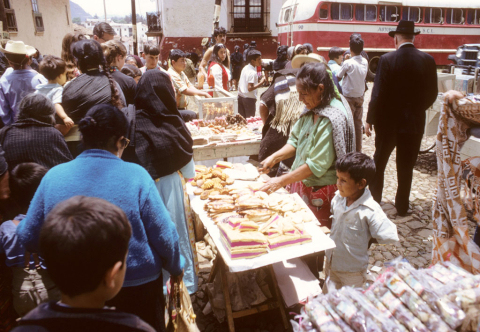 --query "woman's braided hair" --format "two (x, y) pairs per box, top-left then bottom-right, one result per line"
(72, 39), (124, 109)
(101, 40), (127, 69)
(61, 32), (85, 81)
